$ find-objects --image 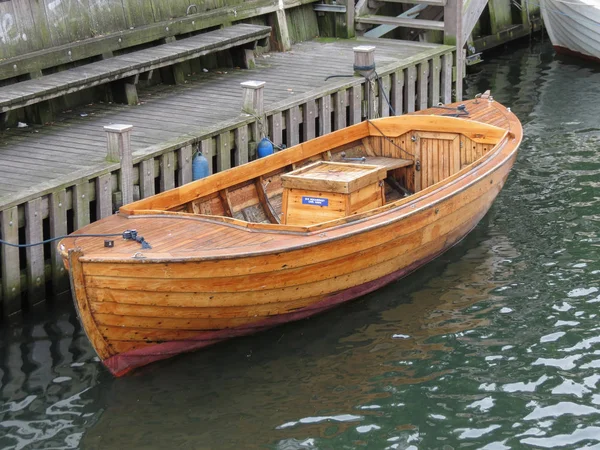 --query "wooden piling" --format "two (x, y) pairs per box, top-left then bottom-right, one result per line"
(354, 46), (376, 119)
(25, 198), (45, 305)
(160, 152), (176, 192)
(104, 124), (134, 207)
(444, 0), (464, 101)
(96, 174), (113, 219)
(1, 207), (21, 317)
(241, 81), (266, 150)
(49, 190), (69, 295)
(140, 159), (156, 199)
(178, 144), (194, 185)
